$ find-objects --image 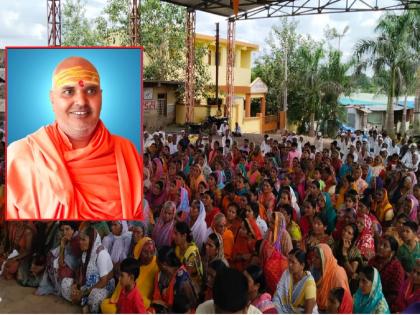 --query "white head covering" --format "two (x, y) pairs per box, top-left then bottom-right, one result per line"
(188, 201), (208, 249)
(102, 221), (132, 264)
